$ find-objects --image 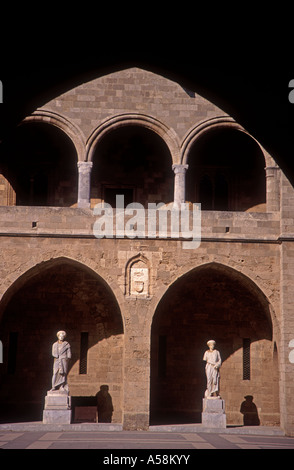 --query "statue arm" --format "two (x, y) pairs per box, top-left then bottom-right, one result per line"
(215, 351), (222, 368)
(67, 345), (72, 359)
(52, 342), (58, 358)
